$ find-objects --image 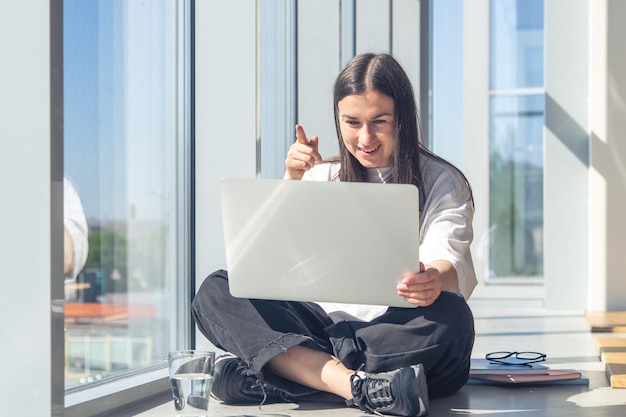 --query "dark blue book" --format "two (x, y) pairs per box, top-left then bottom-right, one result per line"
(470, 358), (550, 375)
